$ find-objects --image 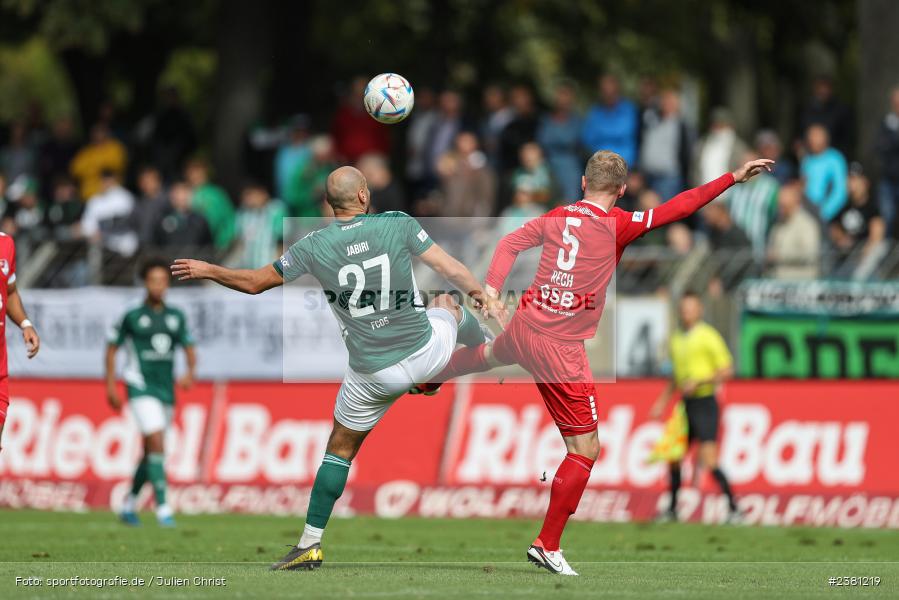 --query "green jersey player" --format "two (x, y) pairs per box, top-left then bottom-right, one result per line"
(172, 166), (506, 571)
(106, 257), (197, 528)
